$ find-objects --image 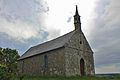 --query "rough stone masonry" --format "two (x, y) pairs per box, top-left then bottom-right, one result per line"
(18, 5), (95, 76)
